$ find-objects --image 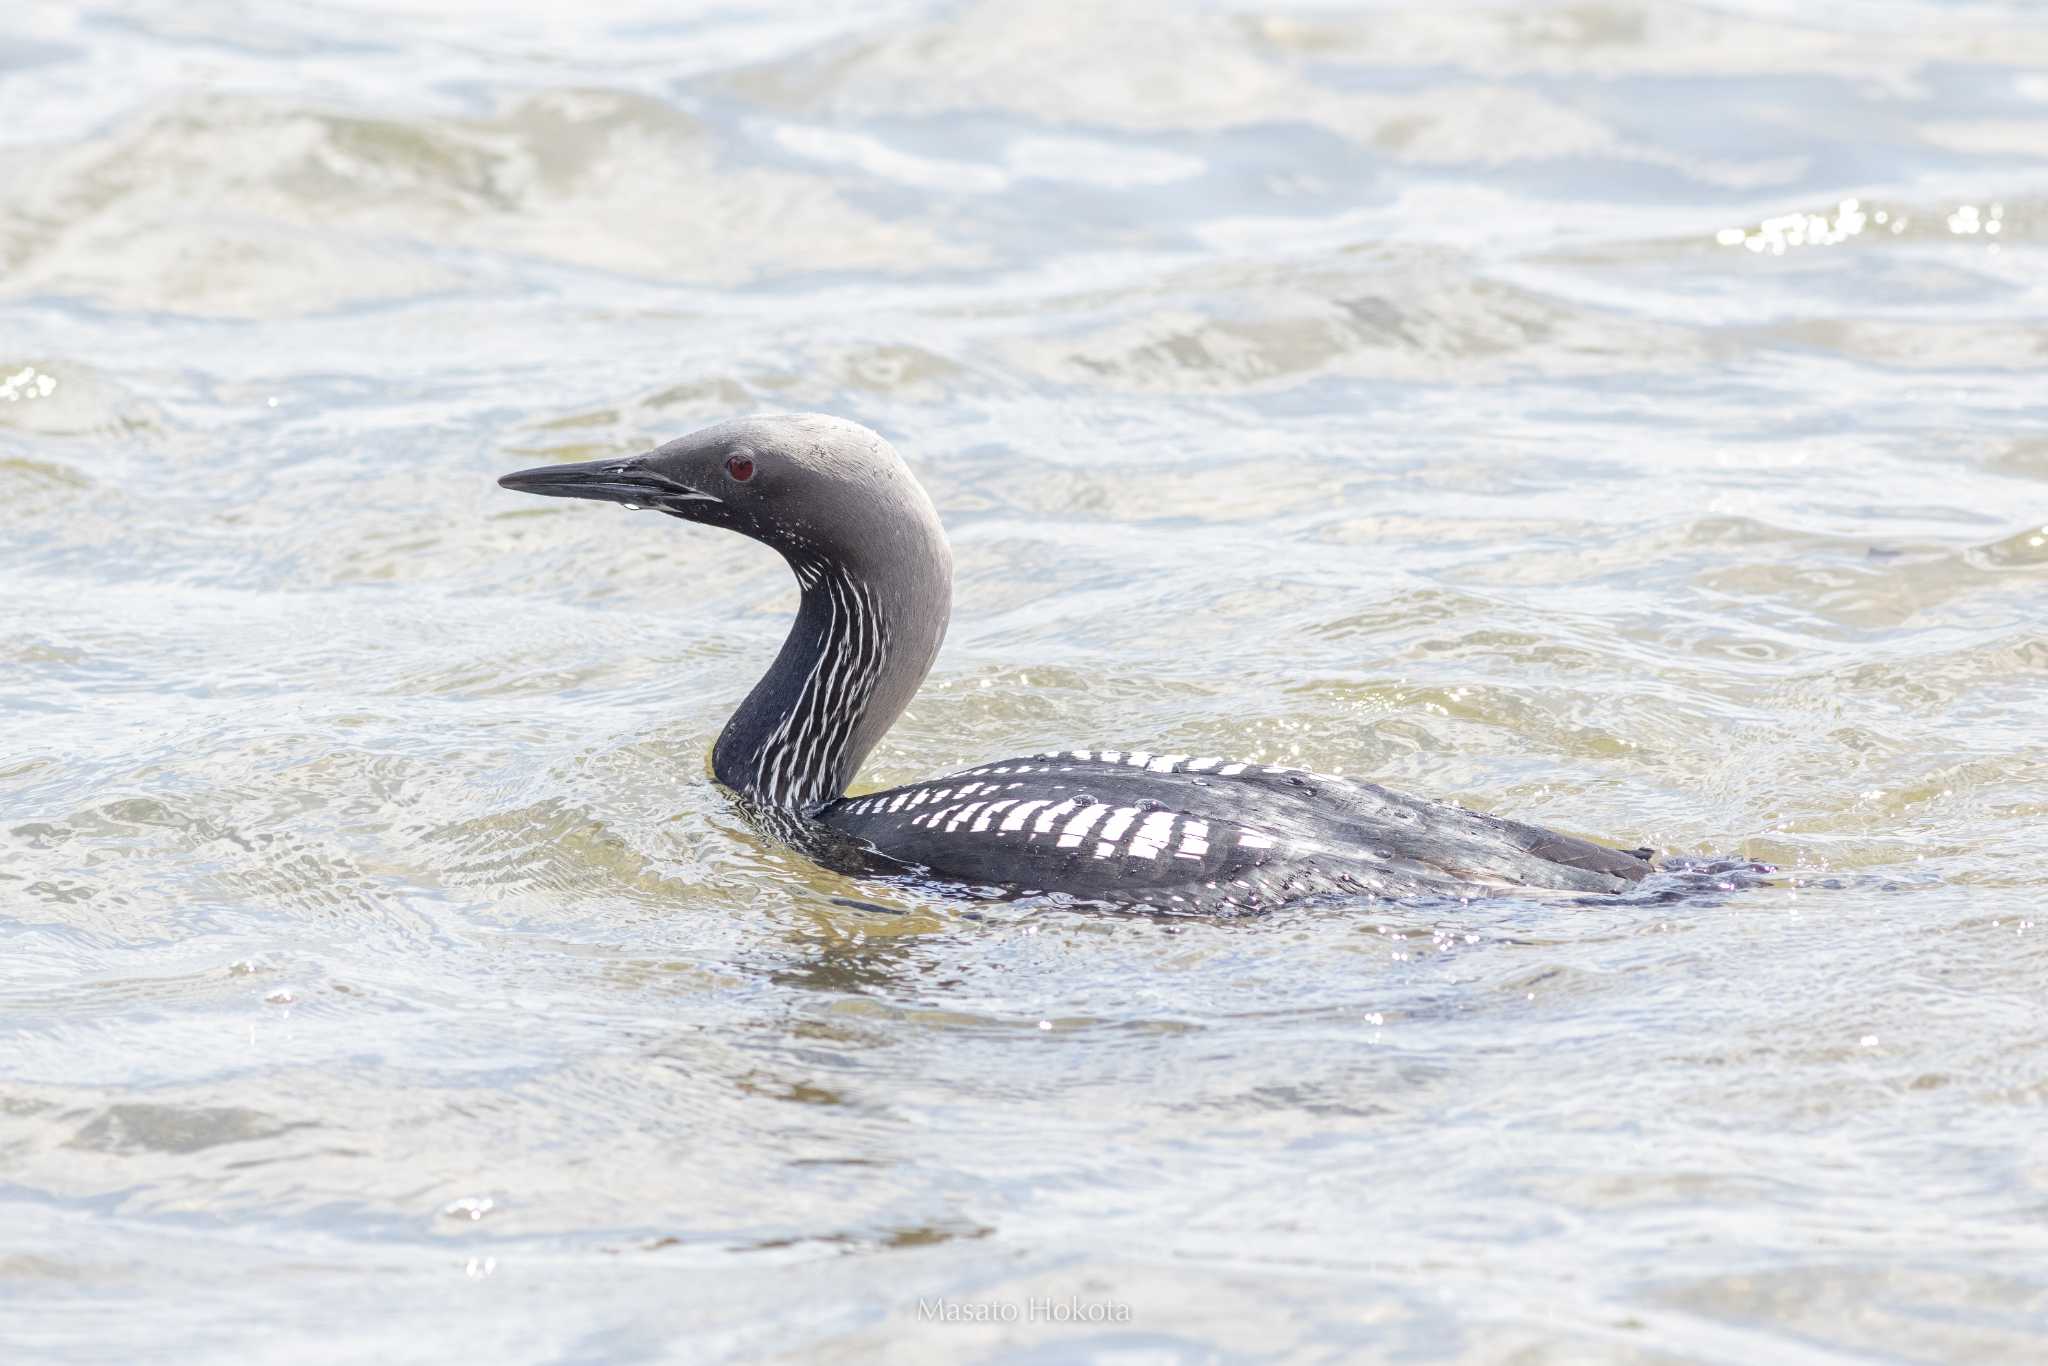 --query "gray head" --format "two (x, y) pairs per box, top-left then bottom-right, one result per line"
(500, 413), (945, 581)
(499, 414), (953, 812)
